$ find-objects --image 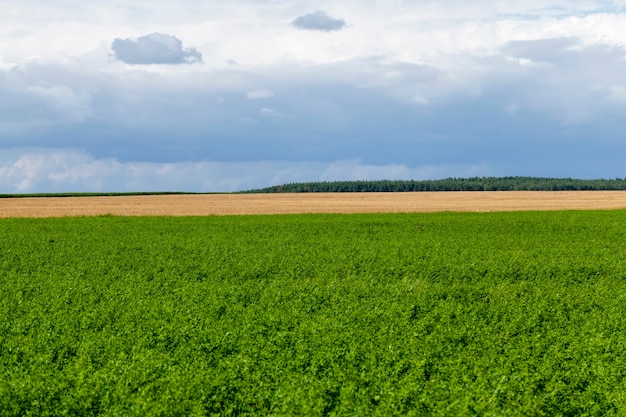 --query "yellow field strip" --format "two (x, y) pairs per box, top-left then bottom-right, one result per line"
(2, 191), (626, 218)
